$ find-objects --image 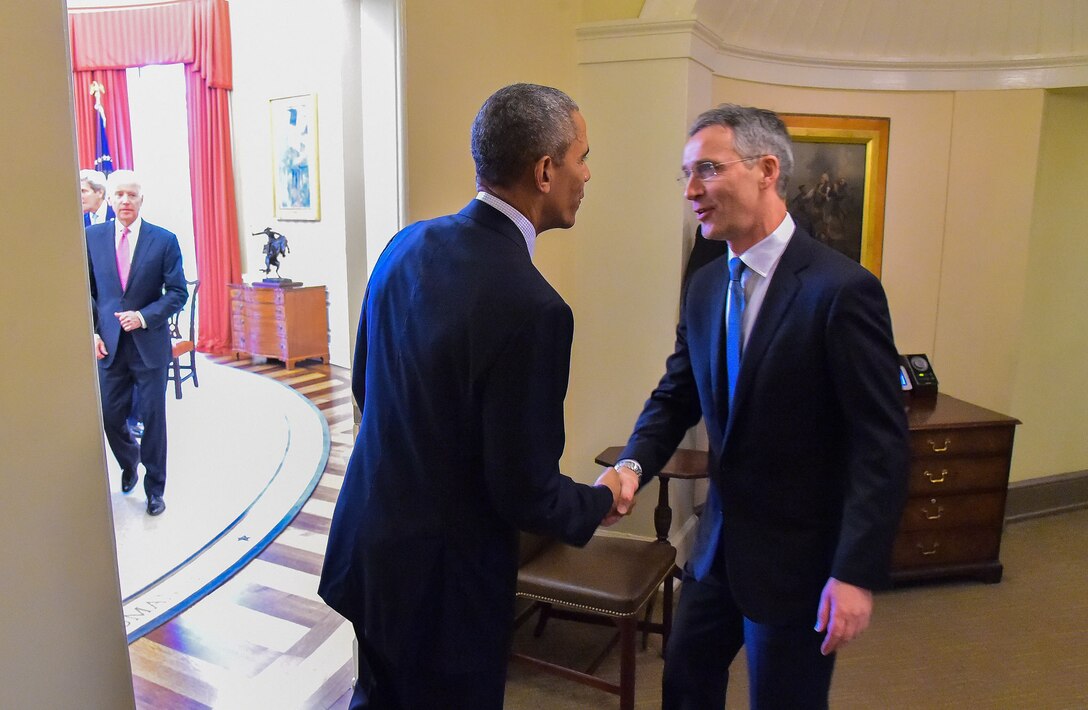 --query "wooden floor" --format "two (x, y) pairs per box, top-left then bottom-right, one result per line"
(129, 355), (356, 710)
